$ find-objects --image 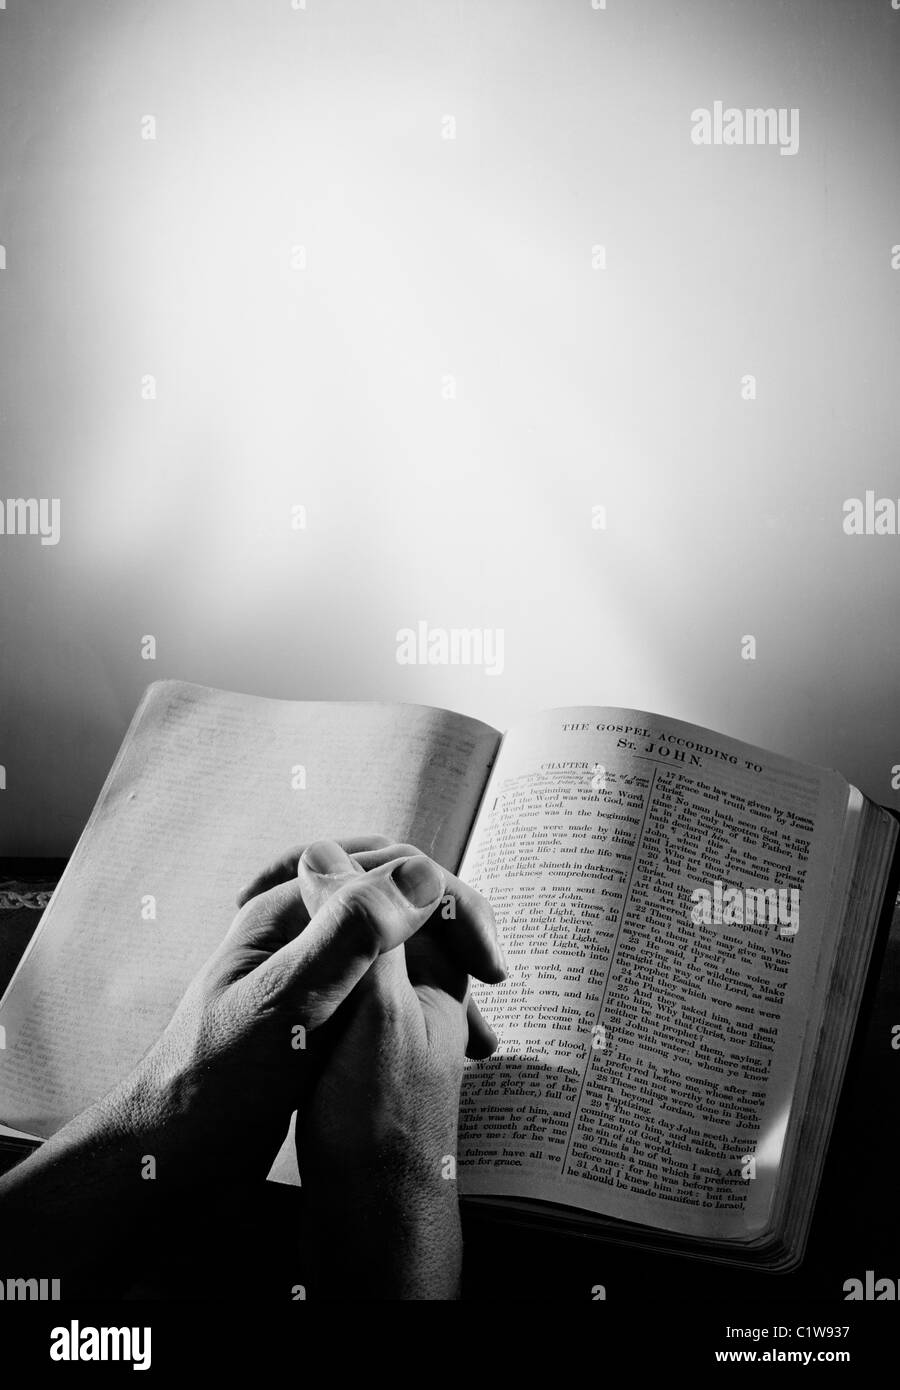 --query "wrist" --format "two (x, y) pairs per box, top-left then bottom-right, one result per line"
(304, 1166), (462, 1300)
(301, 1113), (463, 1300)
